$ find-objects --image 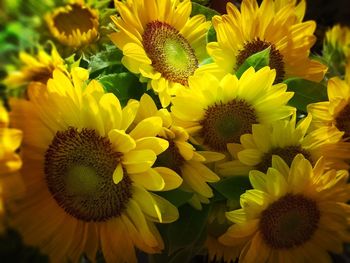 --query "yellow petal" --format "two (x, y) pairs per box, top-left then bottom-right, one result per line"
(99, 93), (122, 130)
(123, 150), (156, 174)
(1, 128), (22, 152)
(135, 137), (169, 155)
(265, 168), (288, 198)
(108, 129), (136, 153)
(181, 163), (214, 197)
(125, 200), (159, 248)
(113, 163), (124, 184)
(271, 155), (290, 177)
(154, 167), (183, 190)
(225, 208), (247, 224)
(175, 141), (194, 160)
(132, 184), (179, 223)
(71, 67), (89, 91)
(252, 124), (271, 152)
(138, 94), (158, 120)
(121, 100), (139, 131)
(249, 170), (268, 192)
(196, 151), (225, 163)
(129, 169), (165, 191)
(187, 161), (220, 182)
(238, 149), (263, 166)
(130, 117), (163, 140)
